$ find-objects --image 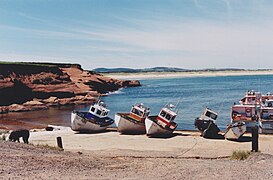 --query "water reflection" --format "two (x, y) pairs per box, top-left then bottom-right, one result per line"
(0, 105), (89, 130)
